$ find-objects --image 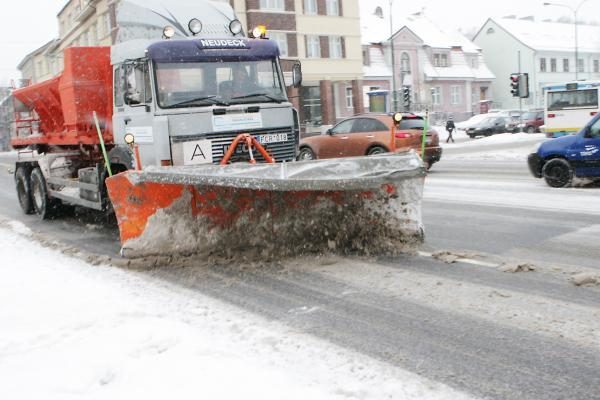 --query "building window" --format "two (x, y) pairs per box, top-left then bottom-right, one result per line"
(260, 0), (285, 11)
(400, 52), (410, 73)
(104, 13), (111, 37)
(431, 87), (441, 105)
(577, 58), (584, 73)
(270, 32), (288, 57)
(345, 87), (353, 108)
(563, 58), (569, 72)
(551, 58), (557, 72)
(594, 60), (599, 73)
(540, 58), (546, 72)
(329, 36), (342, 59)
(433, 53), (448, 67)
(450, 86), (461, 105)
(326, 0), (339, 15)
(306, 35), (321, 58)
(304, 0), (317, 14)
(81, 31), (89, 46)
(89, 24), (97, 45)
